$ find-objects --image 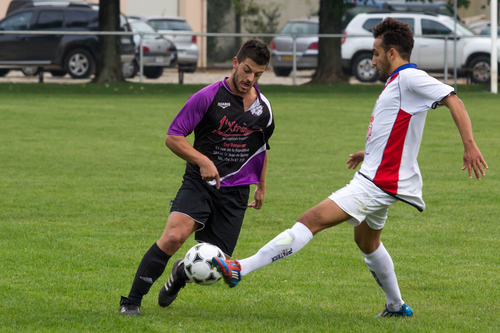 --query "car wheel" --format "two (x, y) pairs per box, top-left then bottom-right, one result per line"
(0, 69), (11, 77)
(21, 67), (41, 76)
(179, 64), (197, 73)
(50, 70), (67, 77)
(143, 66), (164, 79)
(122, 60), (138, 79)
(469, 56), (491, 84)
(65, 49), (95, 79)
(352, 53), (379, 82)
(273, 67), (292, 77)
